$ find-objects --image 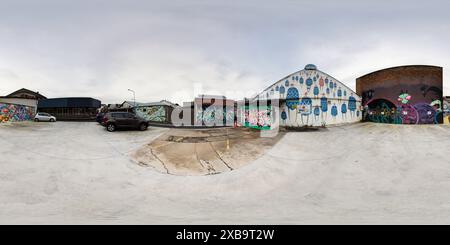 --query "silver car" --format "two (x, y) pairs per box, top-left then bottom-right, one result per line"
(34, 112), (57, 122)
